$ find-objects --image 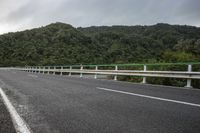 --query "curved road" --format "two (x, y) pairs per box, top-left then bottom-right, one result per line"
(0, 70), (200, 133)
